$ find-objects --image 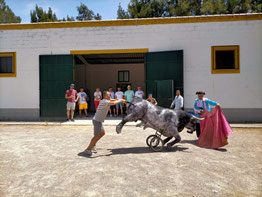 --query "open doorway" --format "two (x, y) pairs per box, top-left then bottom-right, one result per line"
(74, 53), (146, 112)
(39, 50), (183, 118)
